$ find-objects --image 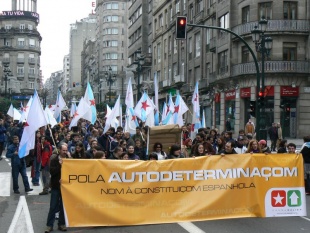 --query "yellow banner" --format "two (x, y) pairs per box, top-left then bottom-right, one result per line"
(61, 154), (307, 227)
